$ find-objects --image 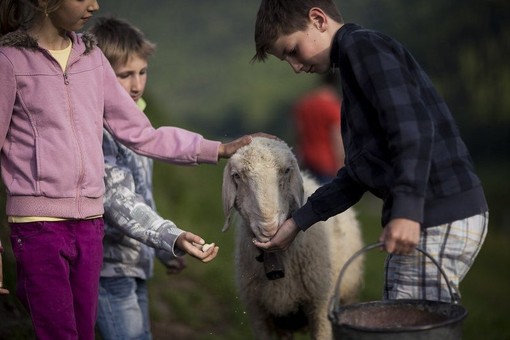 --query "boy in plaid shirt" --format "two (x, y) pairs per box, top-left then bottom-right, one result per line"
(252, 0), (488, 302)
